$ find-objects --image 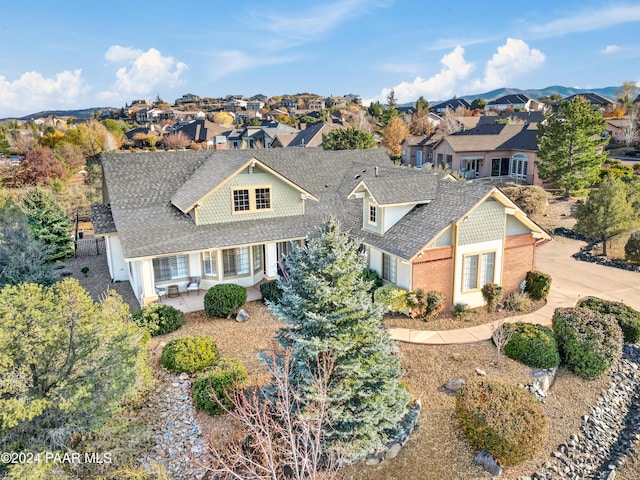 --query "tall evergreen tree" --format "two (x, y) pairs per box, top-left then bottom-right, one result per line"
(381, 89), (399, 128)
(269, 217), (410, 459)
(21, 188), (73, 262)
(322, 127), (376, 150)
(536, 96), (608, 197)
